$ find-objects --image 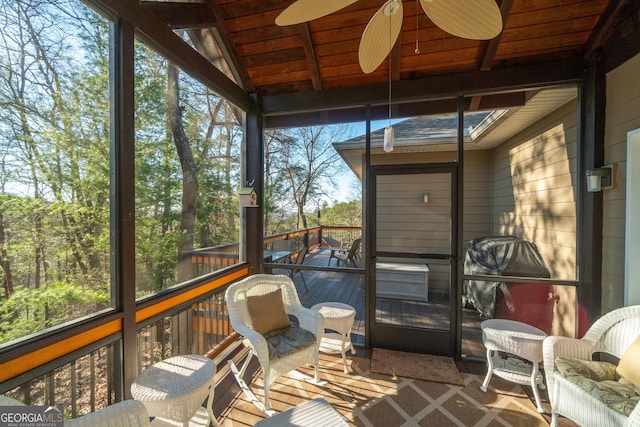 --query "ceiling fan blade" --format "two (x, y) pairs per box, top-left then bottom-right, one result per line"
(358, 0), (403, 74)
(420, 0), (502, 40)
(275, 0), (358, 26)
